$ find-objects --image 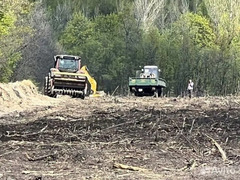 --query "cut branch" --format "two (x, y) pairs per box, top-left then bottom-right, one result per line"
(205, 134), (228, 161)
